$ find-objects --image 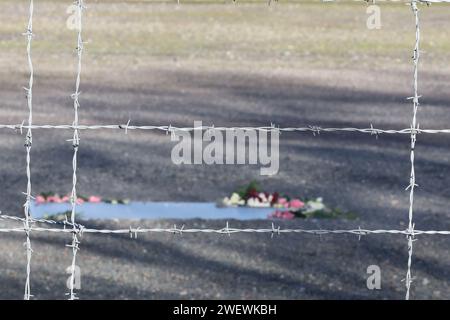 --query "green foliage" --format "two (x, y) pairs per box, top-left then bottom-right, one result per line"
(298, 208), (357, 220)
(43, 211), (84, 222)
(236, 180), (260, 199)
